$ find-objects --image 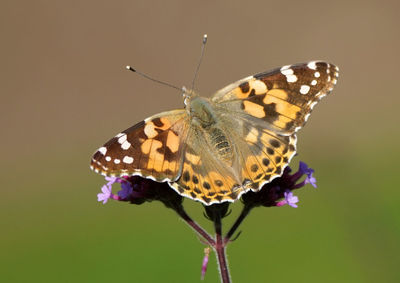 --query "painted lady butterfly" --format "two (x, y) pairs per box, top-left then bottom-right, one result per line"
(91, 61), (338, 205)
